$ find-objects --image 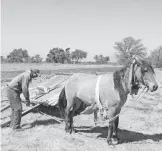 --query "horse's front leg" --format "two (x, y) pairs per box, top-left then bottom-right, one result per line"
(107, 107), (120, 145)
(94, 110), (98, 126)
(107, 121), (119, 145)
(107, 121), (113, 145)
(112, 116), (119, 144)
